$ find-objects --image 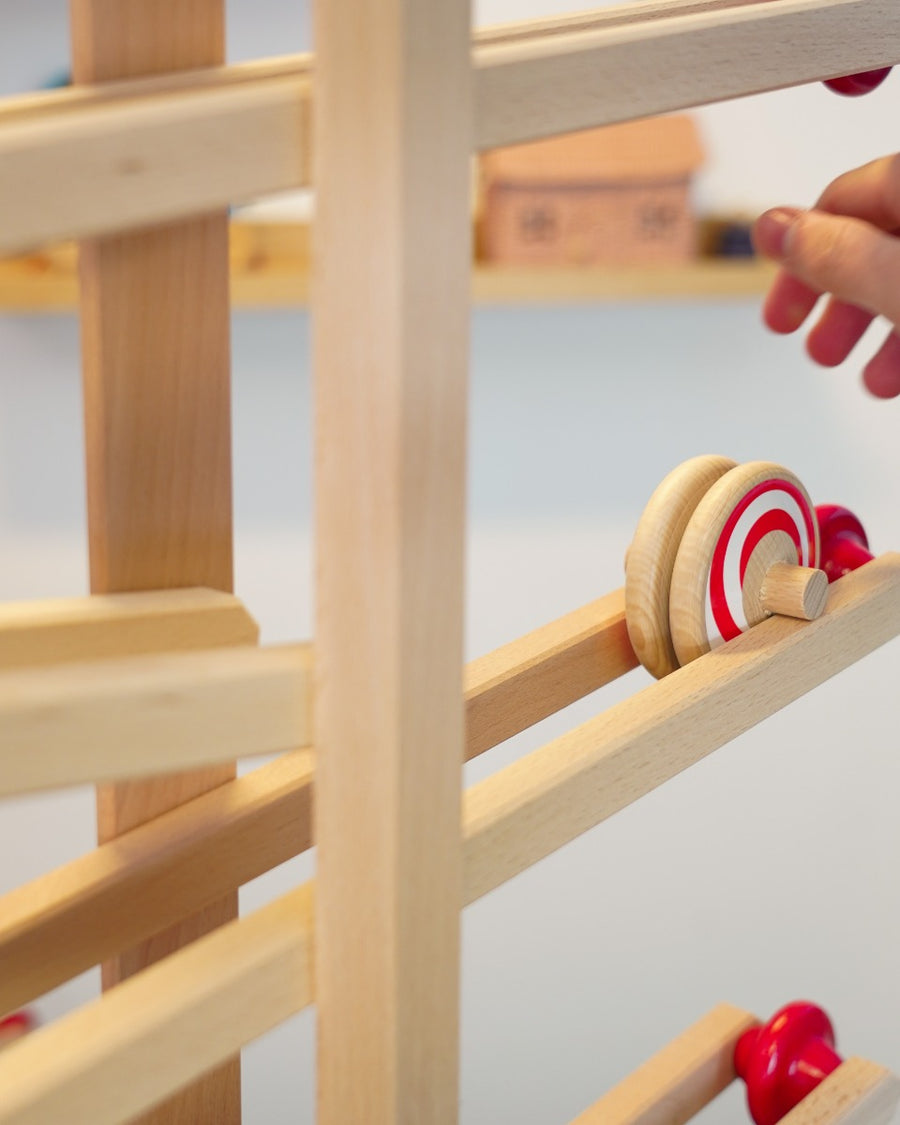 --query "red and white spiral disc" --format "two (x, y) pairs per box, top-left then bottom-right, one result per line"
(670, 463), (820, 666)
